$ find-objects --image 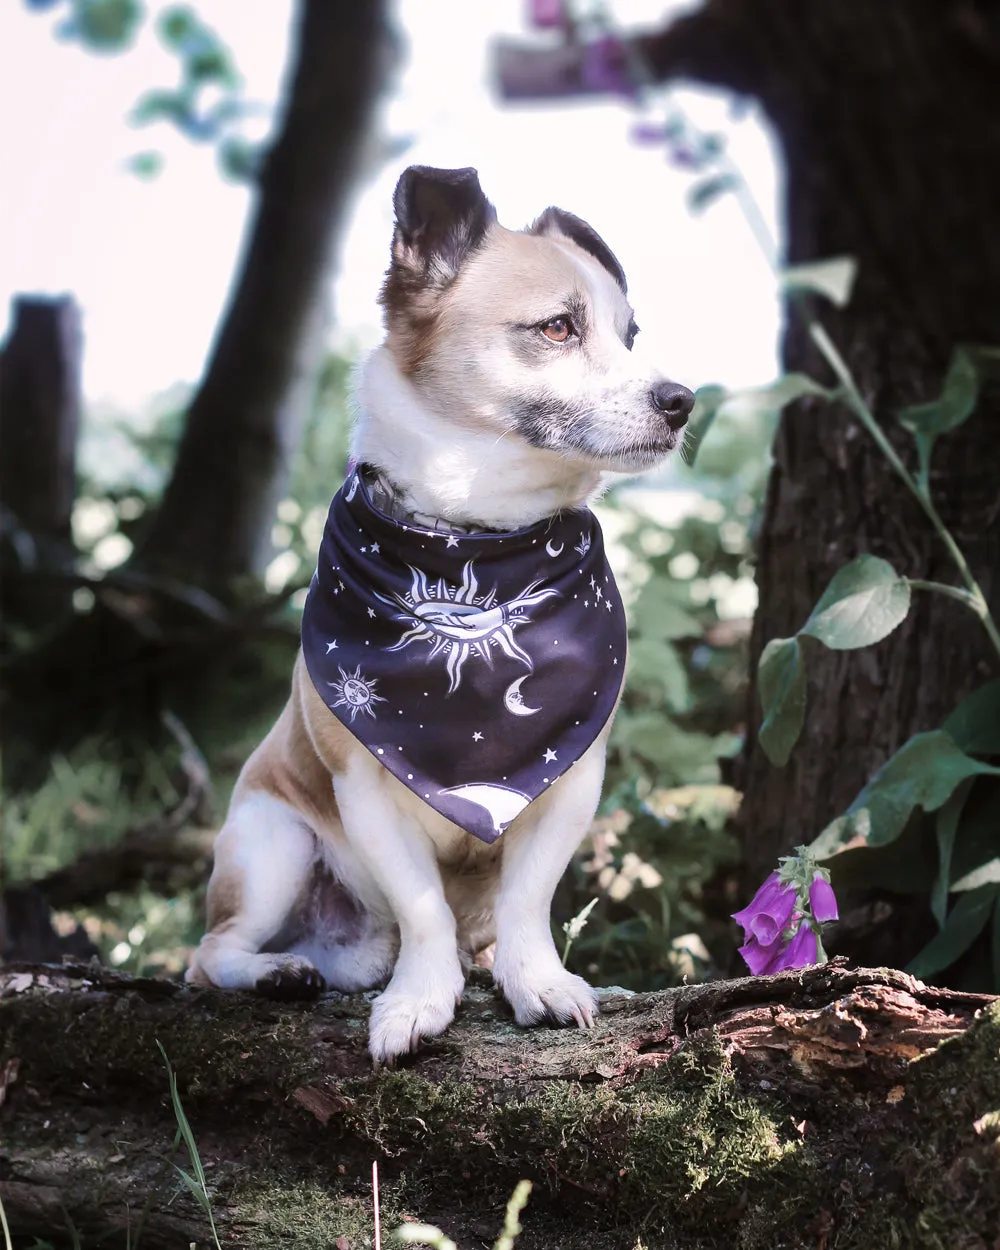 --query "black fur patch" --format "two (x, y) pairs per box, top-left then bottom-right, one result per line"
(529, 207), (628, 293)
